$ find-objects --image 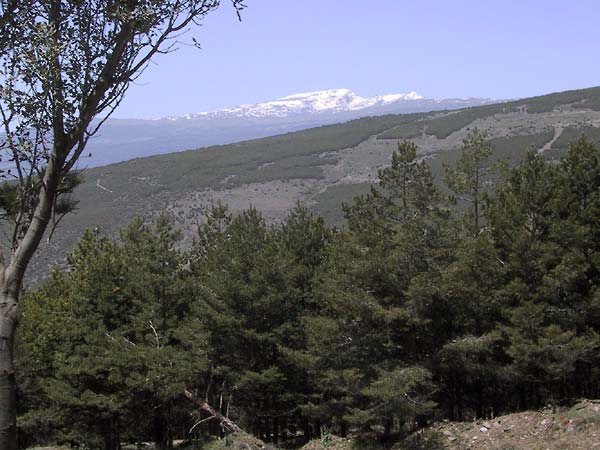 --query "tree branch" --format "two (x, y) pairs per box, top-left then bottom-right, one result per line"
(183, 389), (241, 433)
